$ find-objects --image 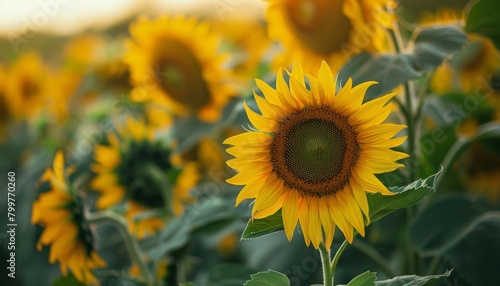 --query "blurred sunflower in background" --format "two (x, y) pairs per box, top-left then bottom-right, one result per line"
(32, 152), (106, 284)
(265, 0), (393, 73)
(424, 8), (500, 95)
(125, 16), (237, 125)
(91, 118), (200, 238)
(225, 61), (407, 249)
(4, 52), (51, 121)
(461, 138), (500, 203)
